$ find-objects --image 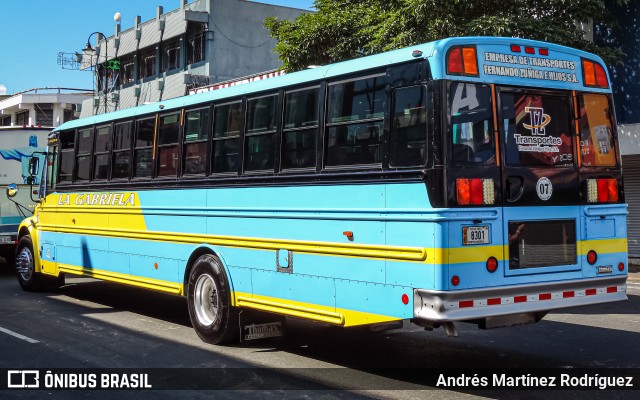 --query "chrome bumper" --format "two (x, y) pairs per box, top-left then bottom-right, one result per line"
(414, 276), (627, 323)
